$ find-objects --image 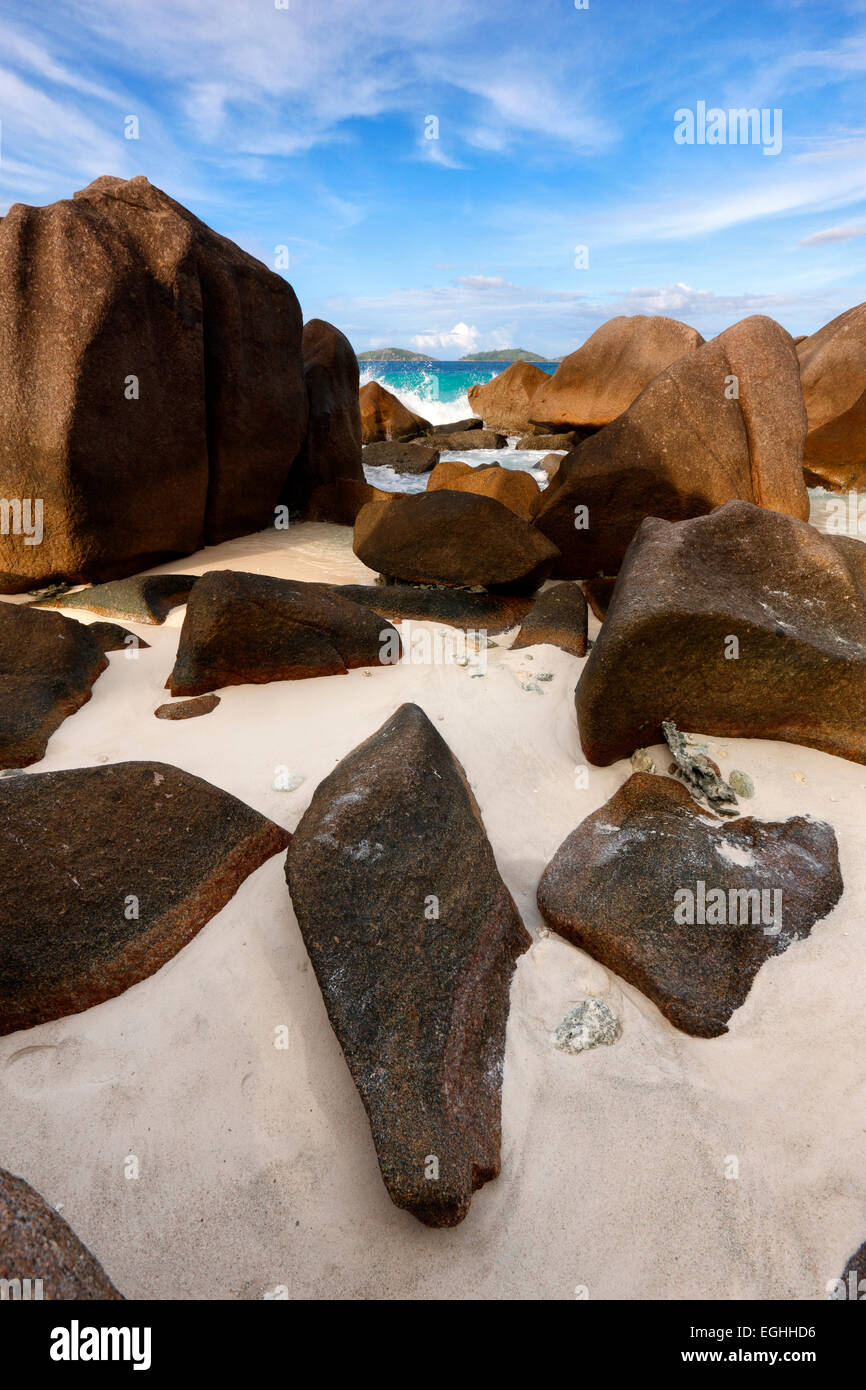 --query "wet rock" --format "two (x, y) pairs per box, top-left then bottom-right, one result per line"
(553, 998), (620, 1053)
(0, 761), (290, 1034)
(285, 702), (530, 1226)
(329, 583), (532, 633)
(534, 315), (809, 578)
(35, 574), (197, 624)
(353, 490), (559, 592)
(155, 694), (221, 720)
(0, 1167), (124, 1299)
(426, 459), (541, 520)
(467, 361), (549, 433)
(167, 570), (399, 696)
(0, 604), (108, 768)
(423, 429), (507, 451)
(512, 582), (588, 656)
(360, 381), (429, 443)
(516, 431), (584, 450)
(363, 441), (440, 474)
(537, 772), (843, 1037)
(427, 417), (483, 435)
(576, 501), (866, 767)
